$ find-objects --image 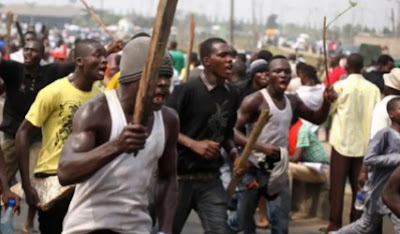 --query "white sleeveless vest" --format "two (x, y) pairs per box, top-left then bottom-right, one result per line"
(62, 90), (165, 234)
(248, 88), (292, 167)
